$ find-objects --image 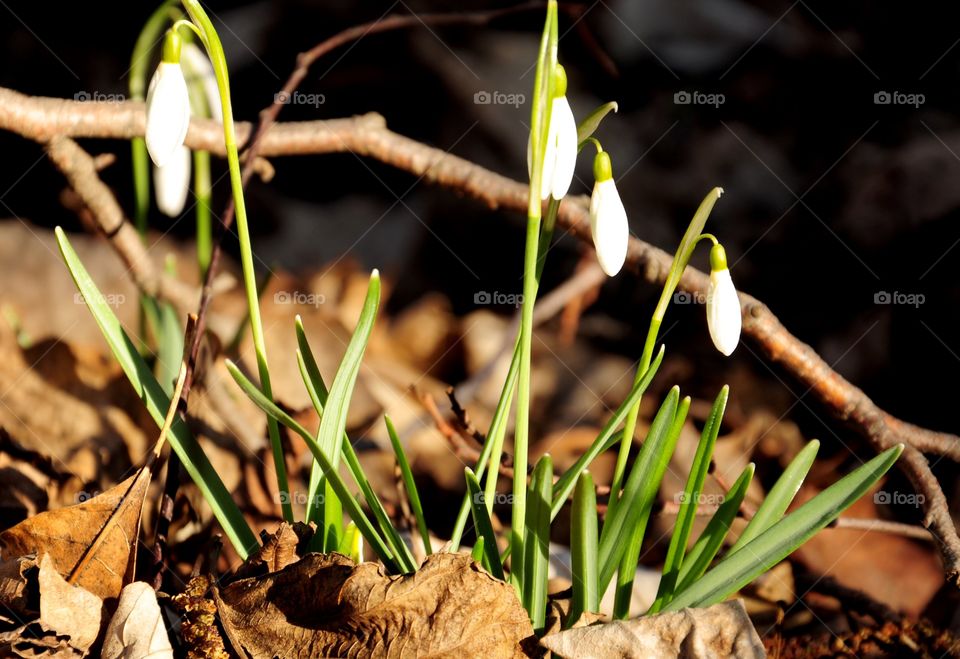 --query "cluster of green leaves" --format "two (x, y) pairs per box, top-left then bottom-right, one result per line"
(53, 0), (903, 636)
